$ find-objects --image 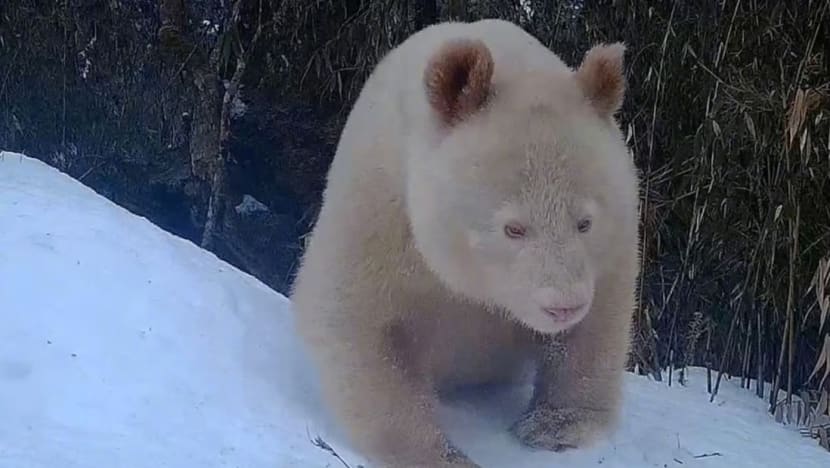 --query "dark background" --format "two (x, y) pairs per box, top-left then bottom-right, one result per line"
(1, 0), (829, 445)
